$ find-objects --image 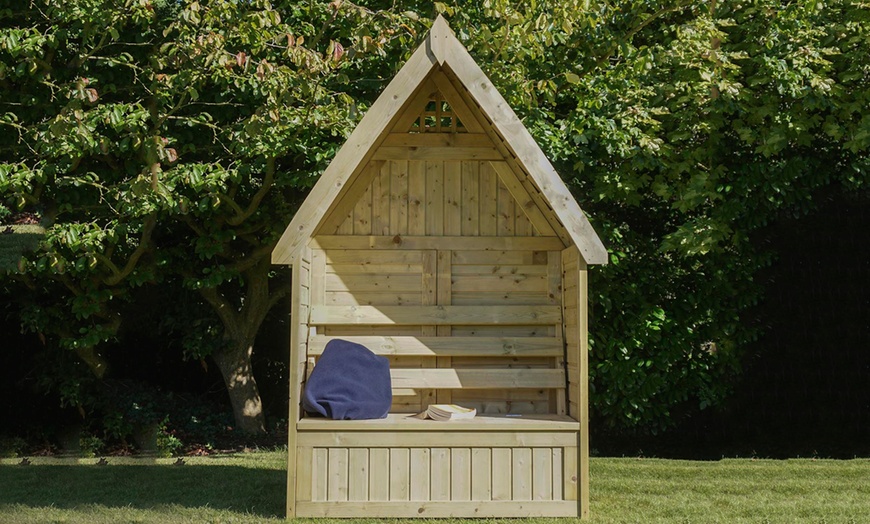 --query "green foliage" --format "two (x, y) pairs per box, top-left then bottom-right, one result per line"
(2, 0), (868, 434)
